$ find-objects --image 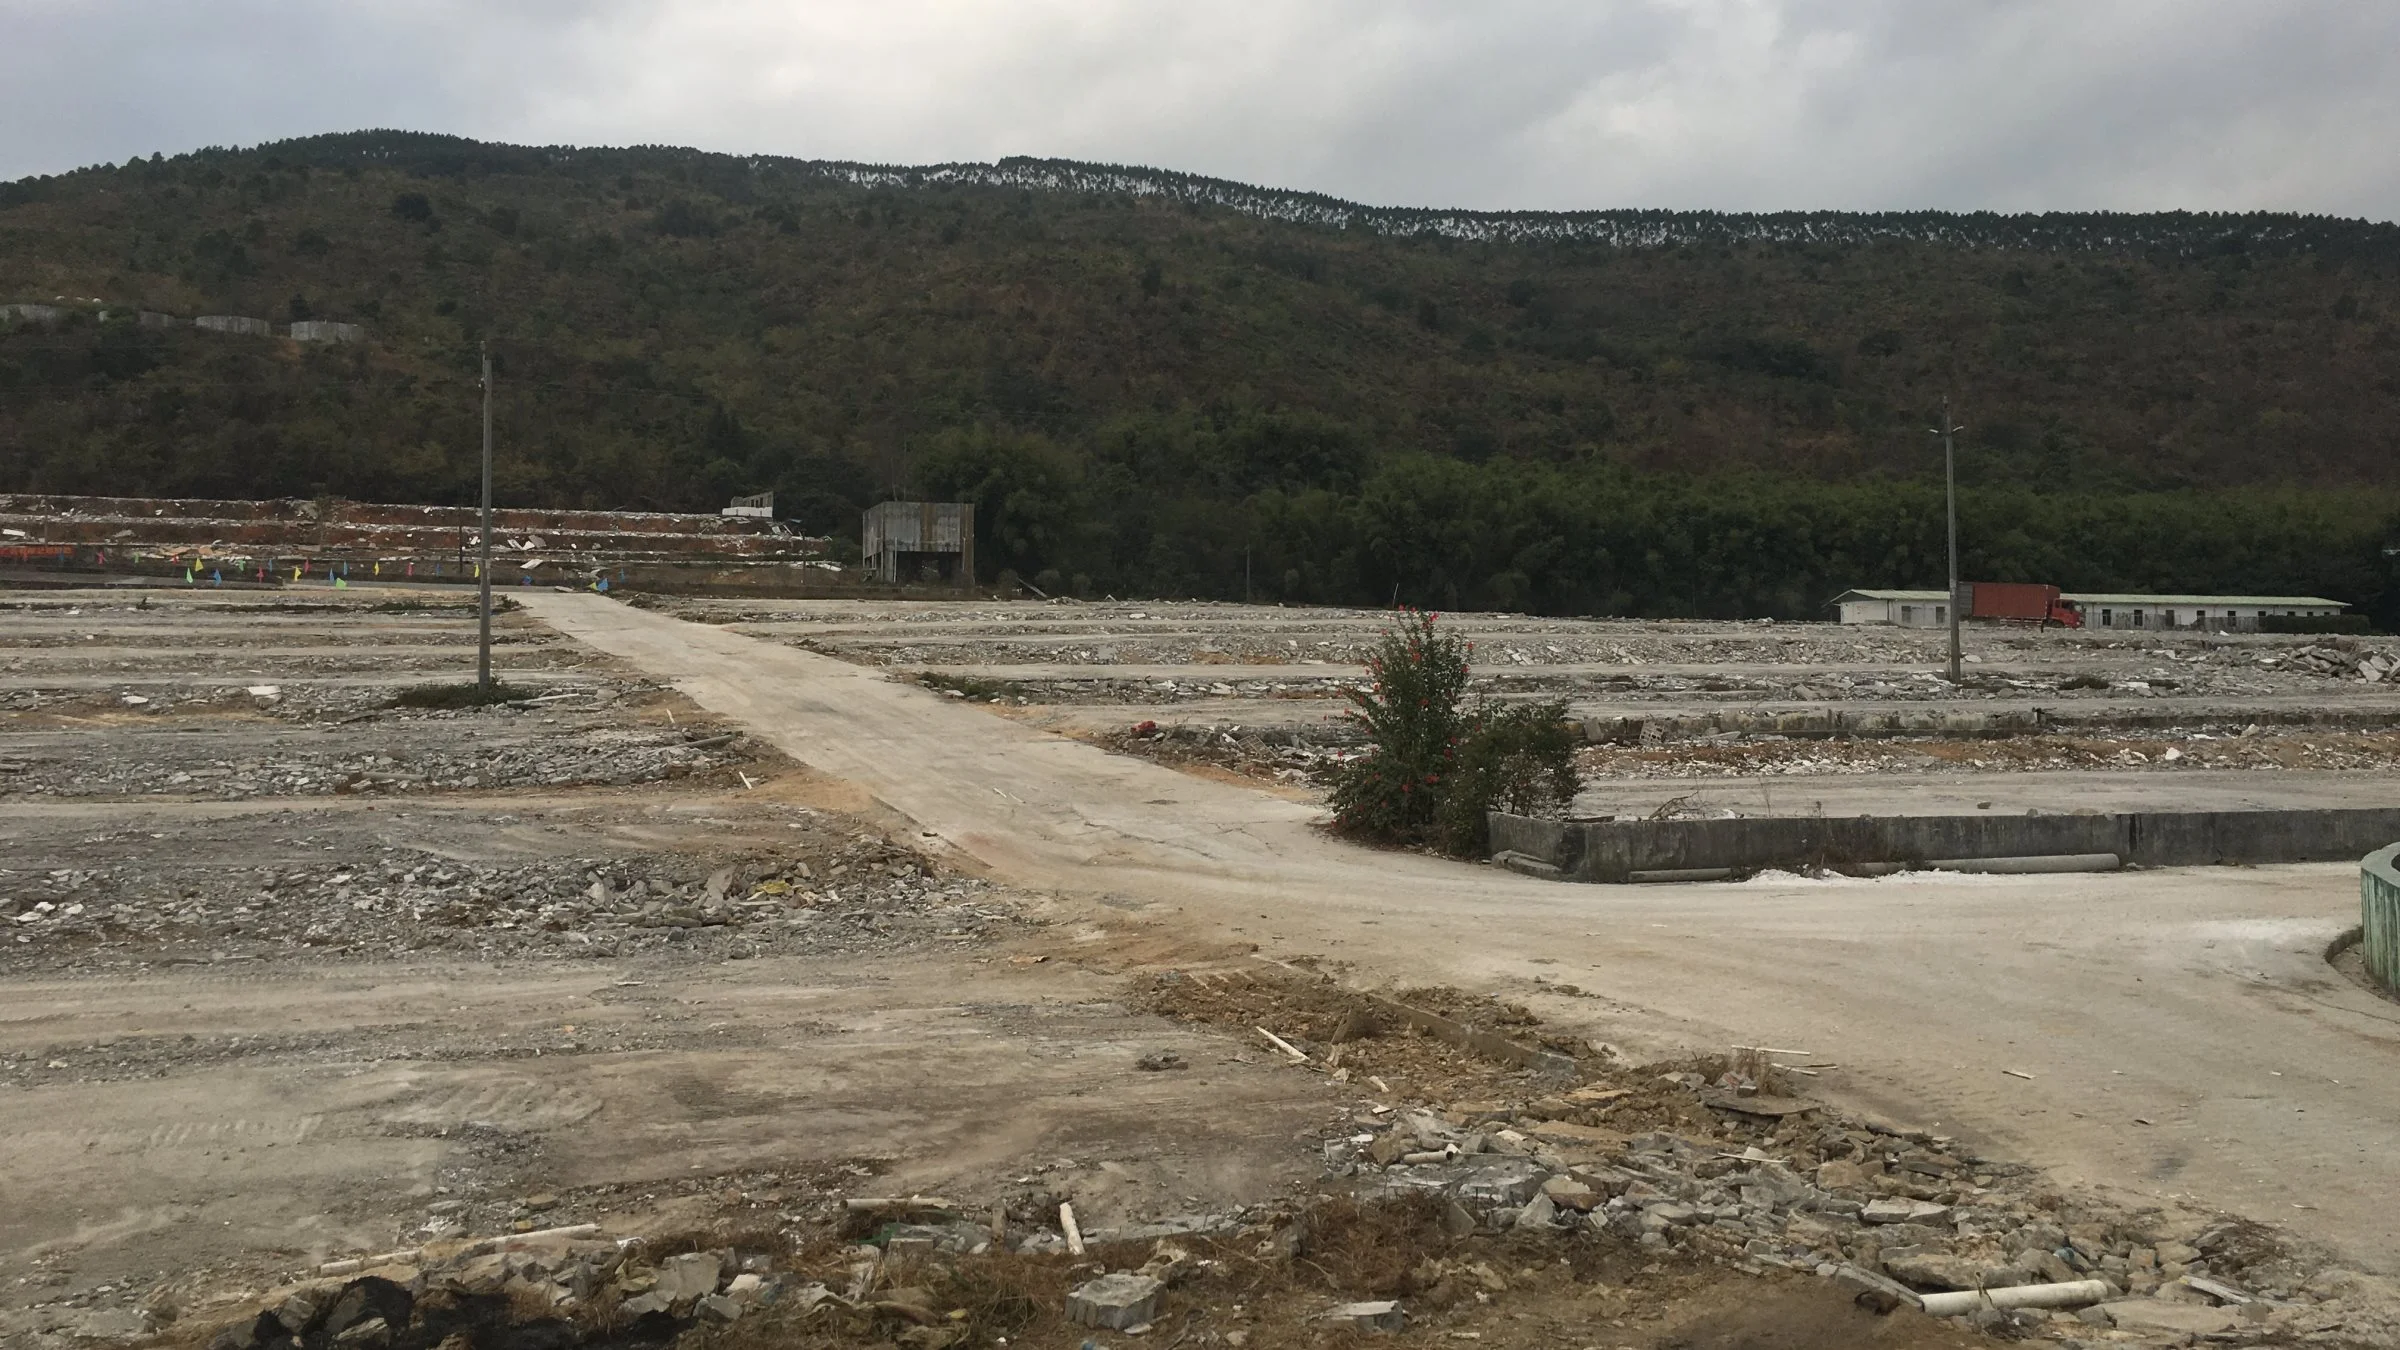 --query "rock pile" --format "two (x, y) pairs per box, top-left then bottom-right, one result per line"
(2, 836), (1013, 968)
(198, 1227), (819, 1350)
(2, 720), (749, 800)
(1109, 721), (1354, 784)
(1576, 726), (2400, 783)
(2282, 645), (2398, 681)
(1326, 1073), (2398, 1344)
